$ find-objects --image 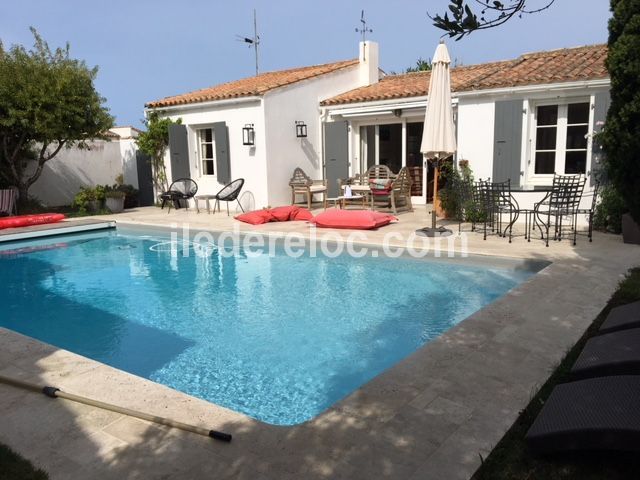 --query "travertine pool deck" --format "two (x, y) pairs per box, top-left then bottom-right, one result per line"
(1, 207), (638, 479)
